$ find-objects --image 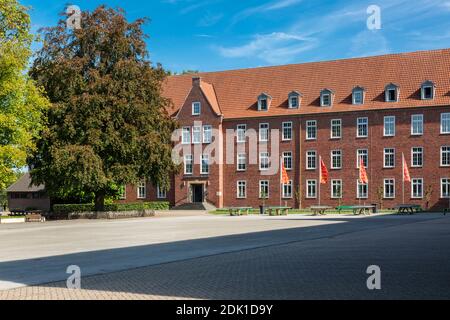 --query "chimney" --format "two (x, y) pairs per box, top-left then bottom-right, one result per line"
(192, 76), (201, 87)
